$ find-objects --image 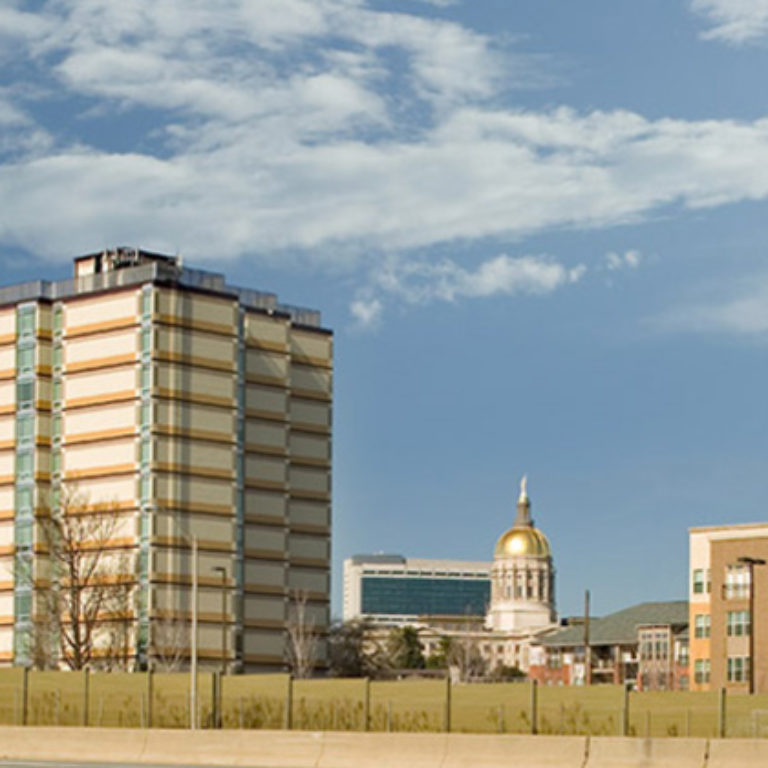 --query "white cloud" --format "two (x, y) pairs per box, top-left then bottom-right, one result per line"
(690, 0), (768, 43)
(606, 250), (642, 271)
(411, 0), (458, 7)
(0, 0), (768, 315)
(653, 276), (768, 336)
(363, 253), (584, 308)
(349, 297), (383, 328)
